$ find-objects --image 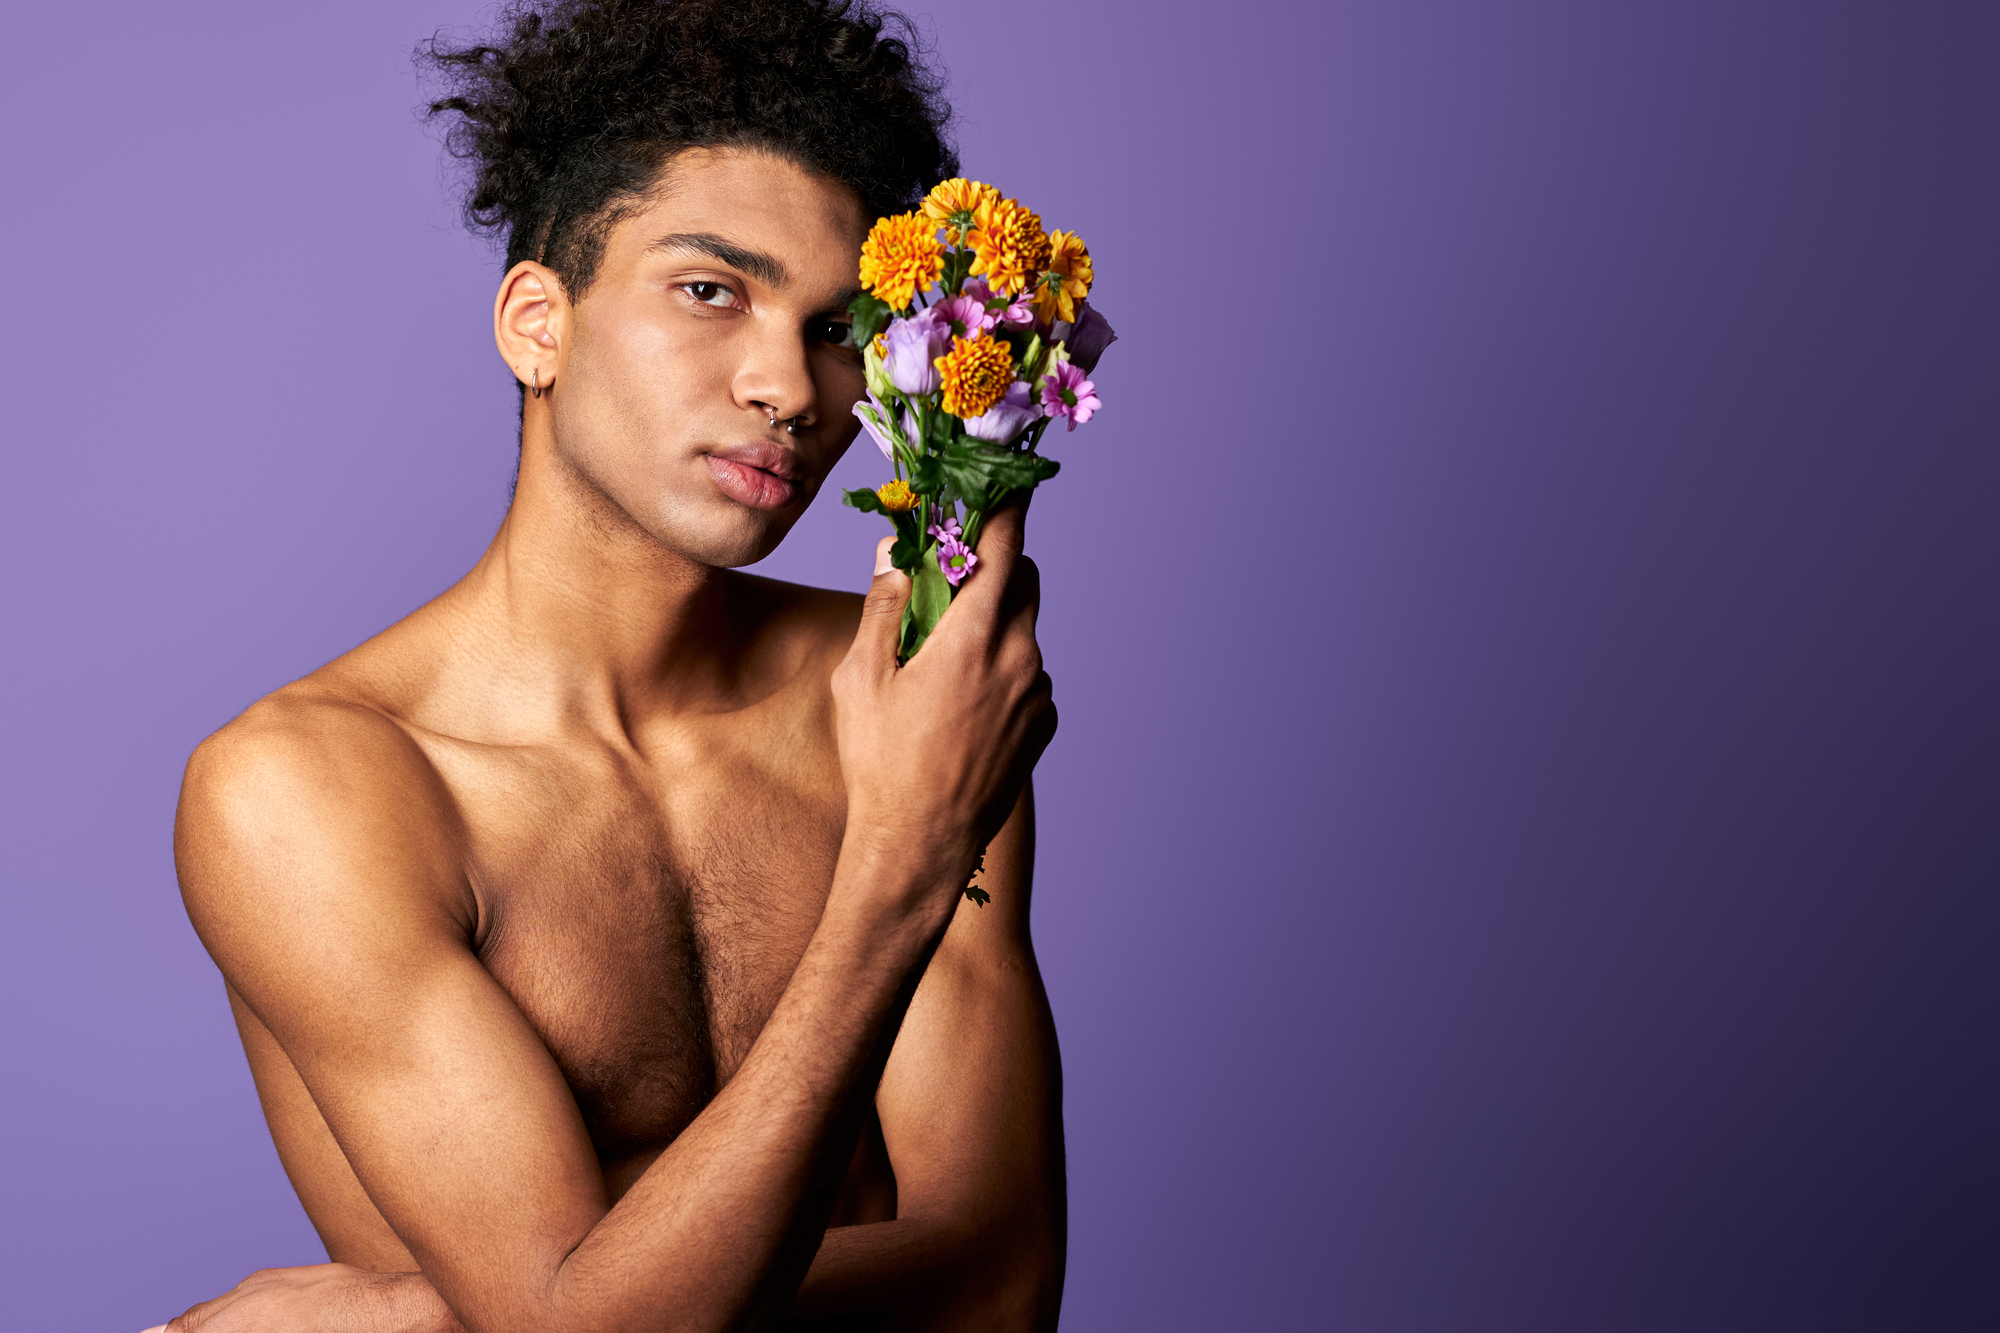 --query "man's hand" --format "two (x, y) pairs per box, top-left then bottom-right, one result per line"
(144, 1265), (458, 1333)
(833, 502), (1057, 908)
